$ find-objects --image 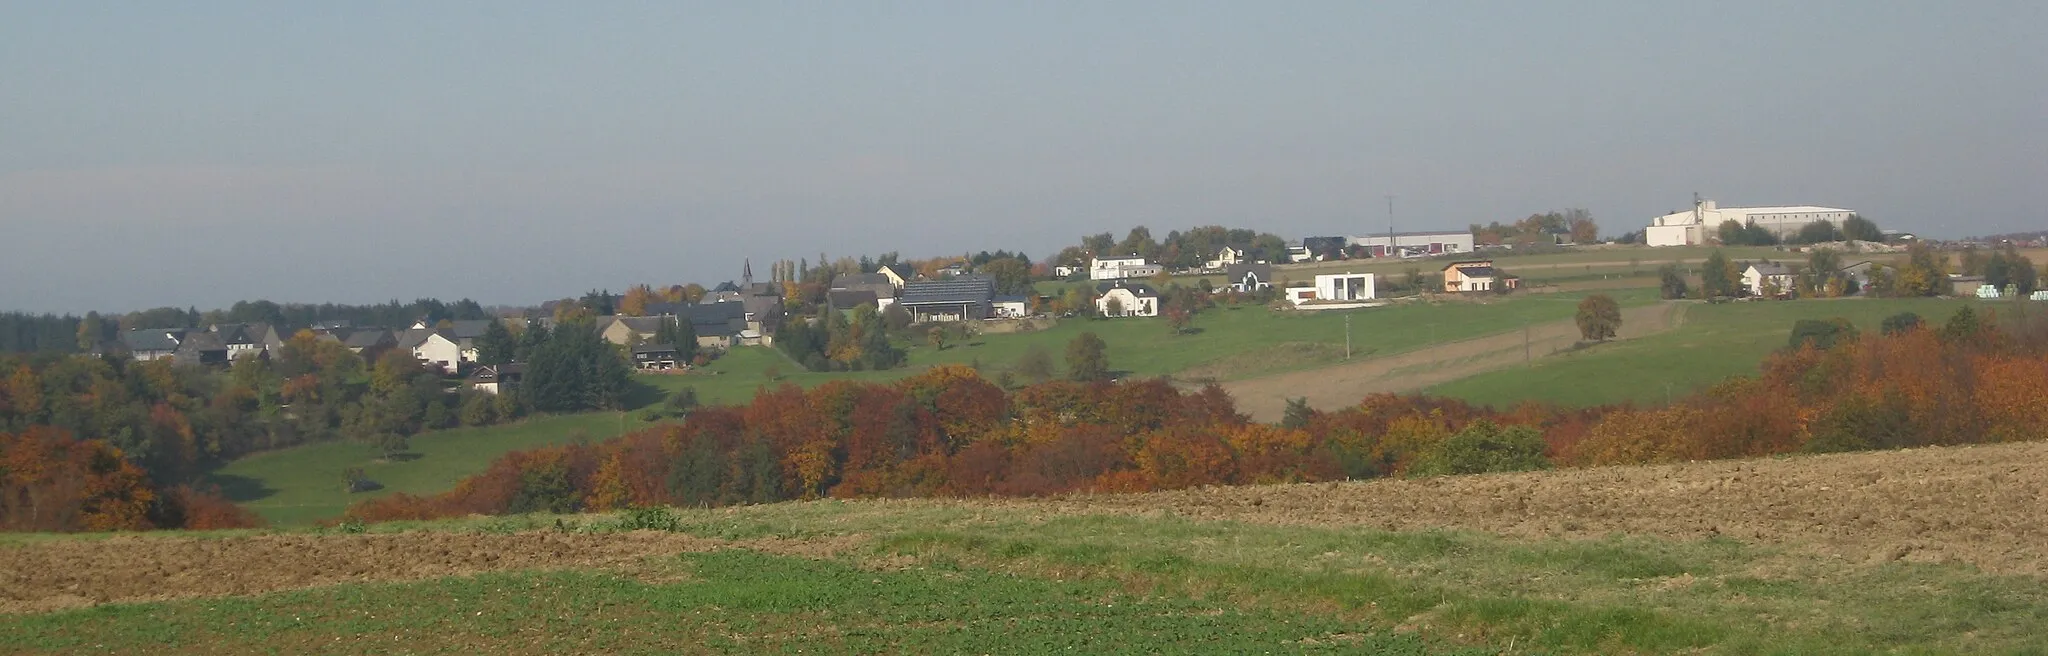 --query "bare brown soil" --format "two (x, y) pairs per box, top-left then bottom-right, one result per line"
(0, 531), (863, 614)
(968, 440), (2048, 575)
(1224, 301), (1685, 421)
